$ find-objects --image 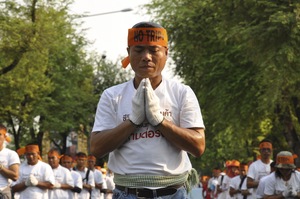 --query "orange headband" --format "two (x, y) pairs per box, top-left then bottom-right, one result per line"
(17, 147), (26, 156)
(25, 145), (40, 153)
(239, 164), (248, 170)
(0, 129), (11, 143)
(61, 155), (73, 162)
(88, 155), (96, 161)
(121, 27), (168, 68)
(277, 155), (294, 164)
(259, 142), (272, 149)
(48, 150), (62, 159)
